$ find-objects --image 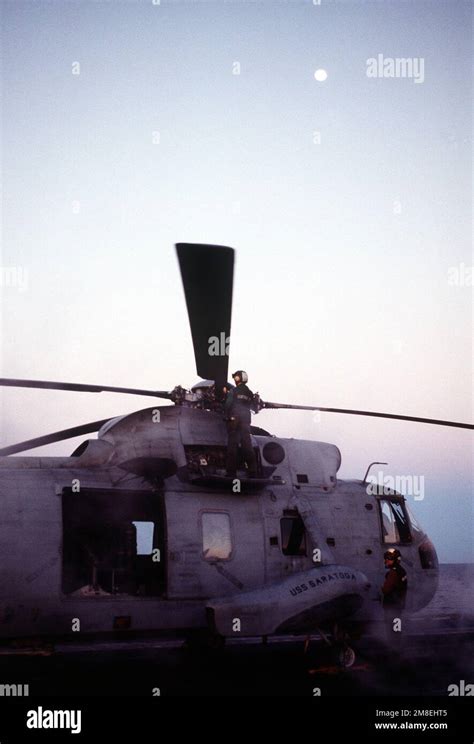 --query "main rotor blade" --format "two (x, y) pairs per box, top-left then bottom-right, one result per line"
(262, 402), (474, 430)
(176, 243), (234, 385)
(0, 378), (173, 400)
(0, 419), (111, 456)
